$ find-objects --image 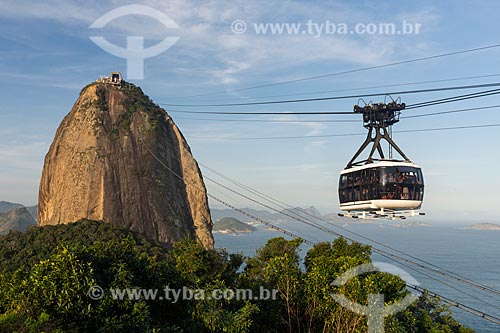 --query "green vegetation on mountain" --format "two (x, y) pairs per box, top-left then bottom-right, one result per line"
(213, 218), (257, 234)
(0, 220), (473, 332)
